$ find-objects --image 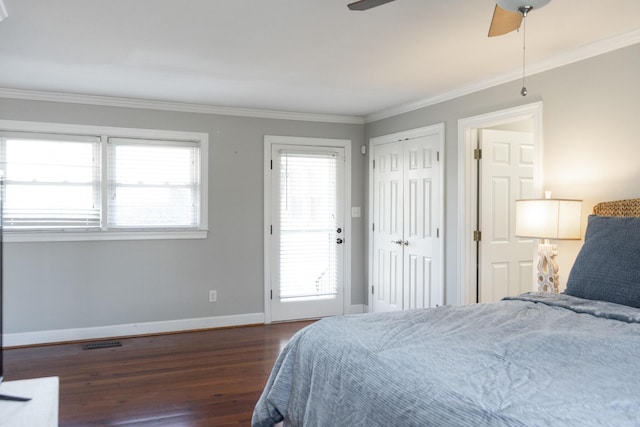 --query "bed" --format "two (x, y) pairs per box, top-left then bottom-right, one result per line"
(252, 199), (640, 426)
